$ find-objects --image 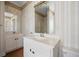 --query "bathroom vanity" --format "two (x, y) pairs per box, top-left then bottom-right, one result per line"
(5, 33), (23, 52)
(24, 36), (61, 57)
